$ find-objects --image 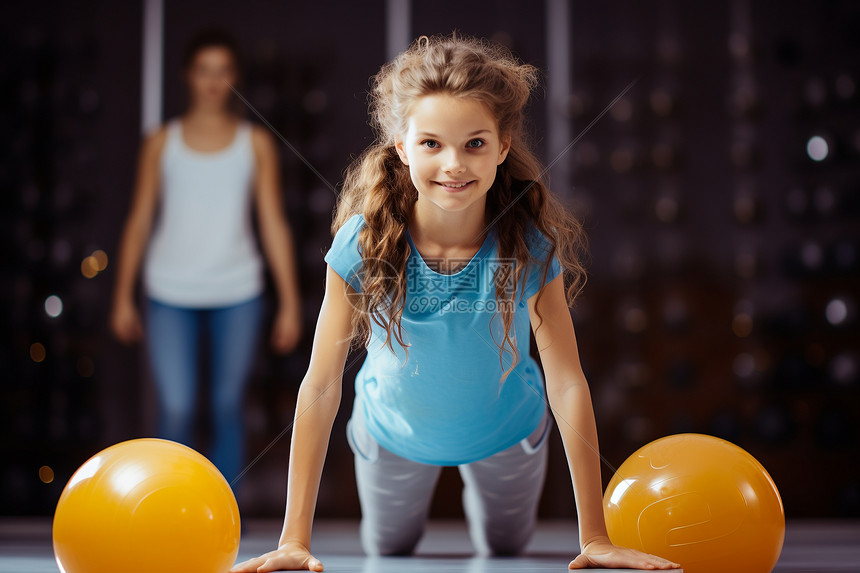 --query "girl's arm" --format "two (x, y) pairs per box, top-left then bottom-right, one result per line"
(231, 264), (356, 573)
(251, 126), (302, 353)
(109, 127), (166, 344)
(528, 274), (680, 570)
